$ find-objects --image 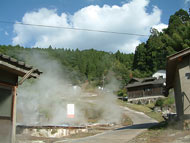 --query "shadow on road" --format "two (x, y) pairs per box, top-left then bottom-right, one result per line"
(116, 122), (158, 130)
